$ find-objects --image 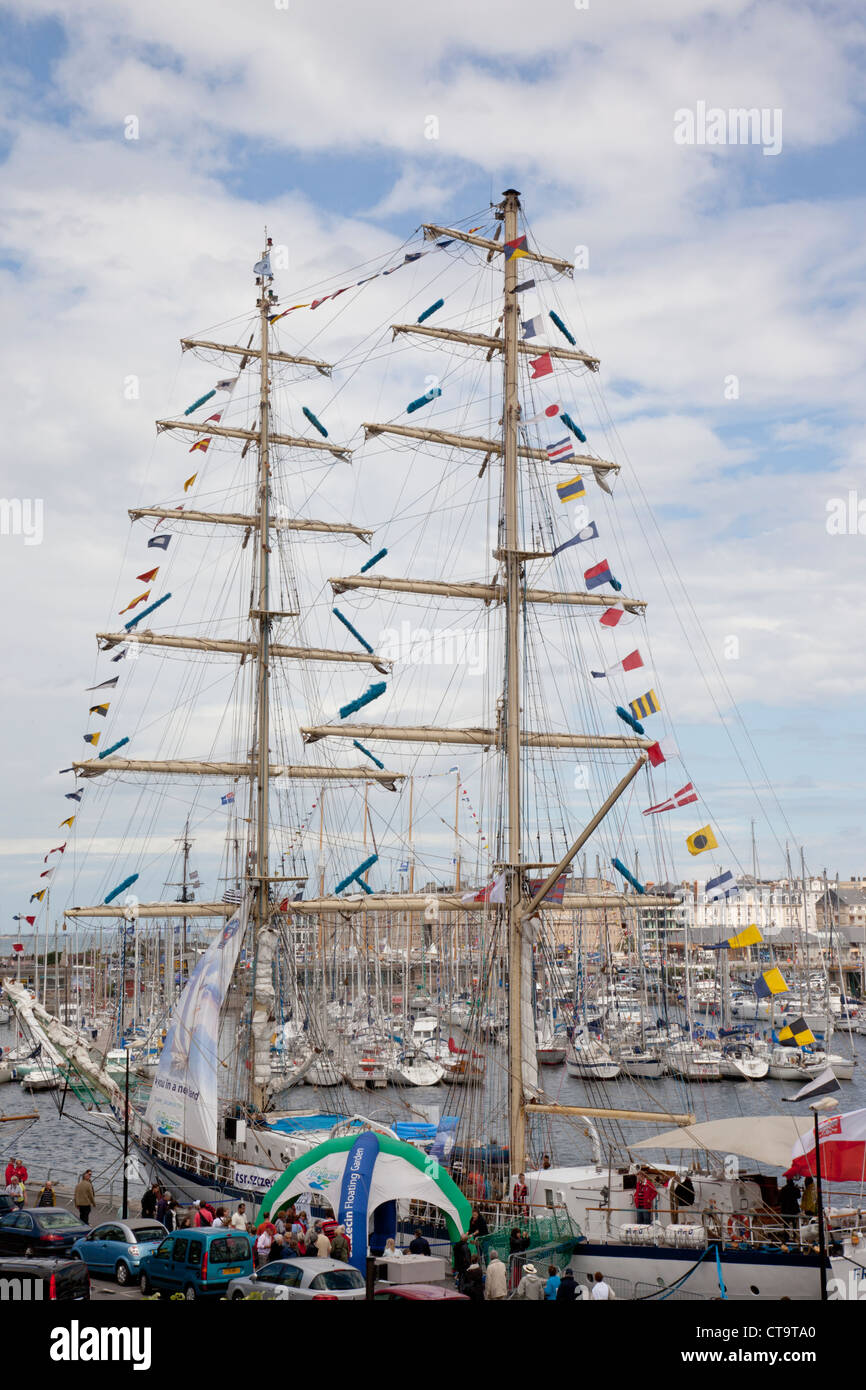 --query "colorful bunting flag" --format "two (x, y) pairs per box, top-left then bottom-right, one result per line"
(30, 889), (46, 902)
(708, 923), (762, 950)
(148, 535), (172, 550)
(521, 314), (545, 340)
(584, 560), (615, 590)
(525, 403), (561, 424)
(686, 824), (718, 856)
(188, 439), (210, 453)
(629, 689), (660, 720)
(705, 870), (738, 901)
(777, 1016), (816, 1047)
(43, 842), (66, 861)
(556, 476), (585, 503)
(754, 967), (788, 998)
(85, 677), (118, 692)
(504, 235), (529, 261)
(641, 781), (698, 815)
(546, 436), (575, 463)
(591, 650), (644, 678)
(119, 591), (150, 615)
(646, 738), (677, 766)
(89, 704), (110, 717)
(59, 816), (75, 829)
(529, 352), (553, 379)
(136, 569), (159, 583)
(215, 377), (238, 391)
(553, 523), (598, 557)
(221, 792), (235, 805)
(514, 278), (536, 293)
(184, 474), (197, 492)
(65, 790), (83, 802)
(83, 732), (100, 746)
(599, 605), (625, 628)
